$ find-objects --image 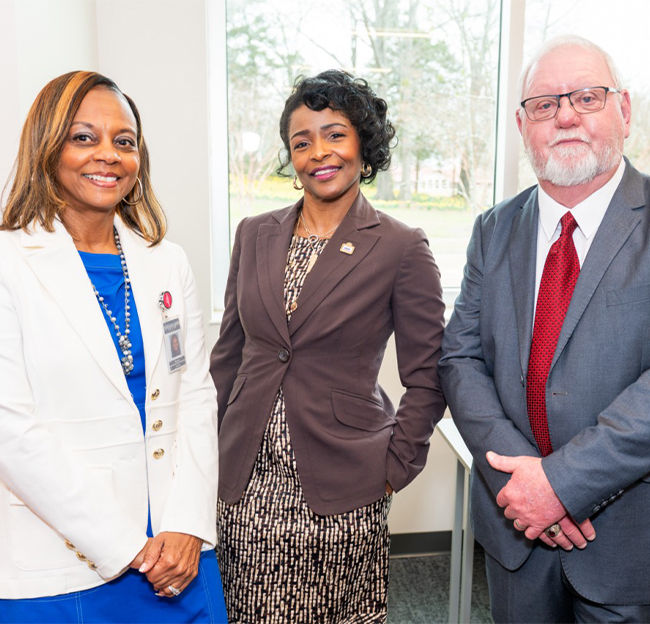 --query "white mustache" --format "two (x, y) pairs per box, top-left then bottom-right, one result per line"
(549, 130), (592, 147)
